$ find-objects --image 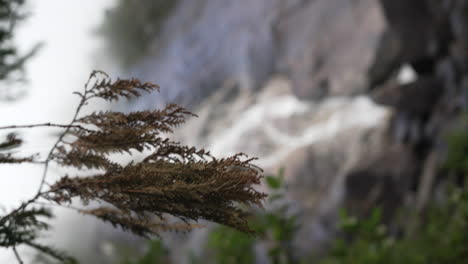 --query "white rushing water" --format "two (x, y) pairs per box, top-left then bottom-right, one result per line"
(188, 77), (391, 169)
(208, 95), (389, 168)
